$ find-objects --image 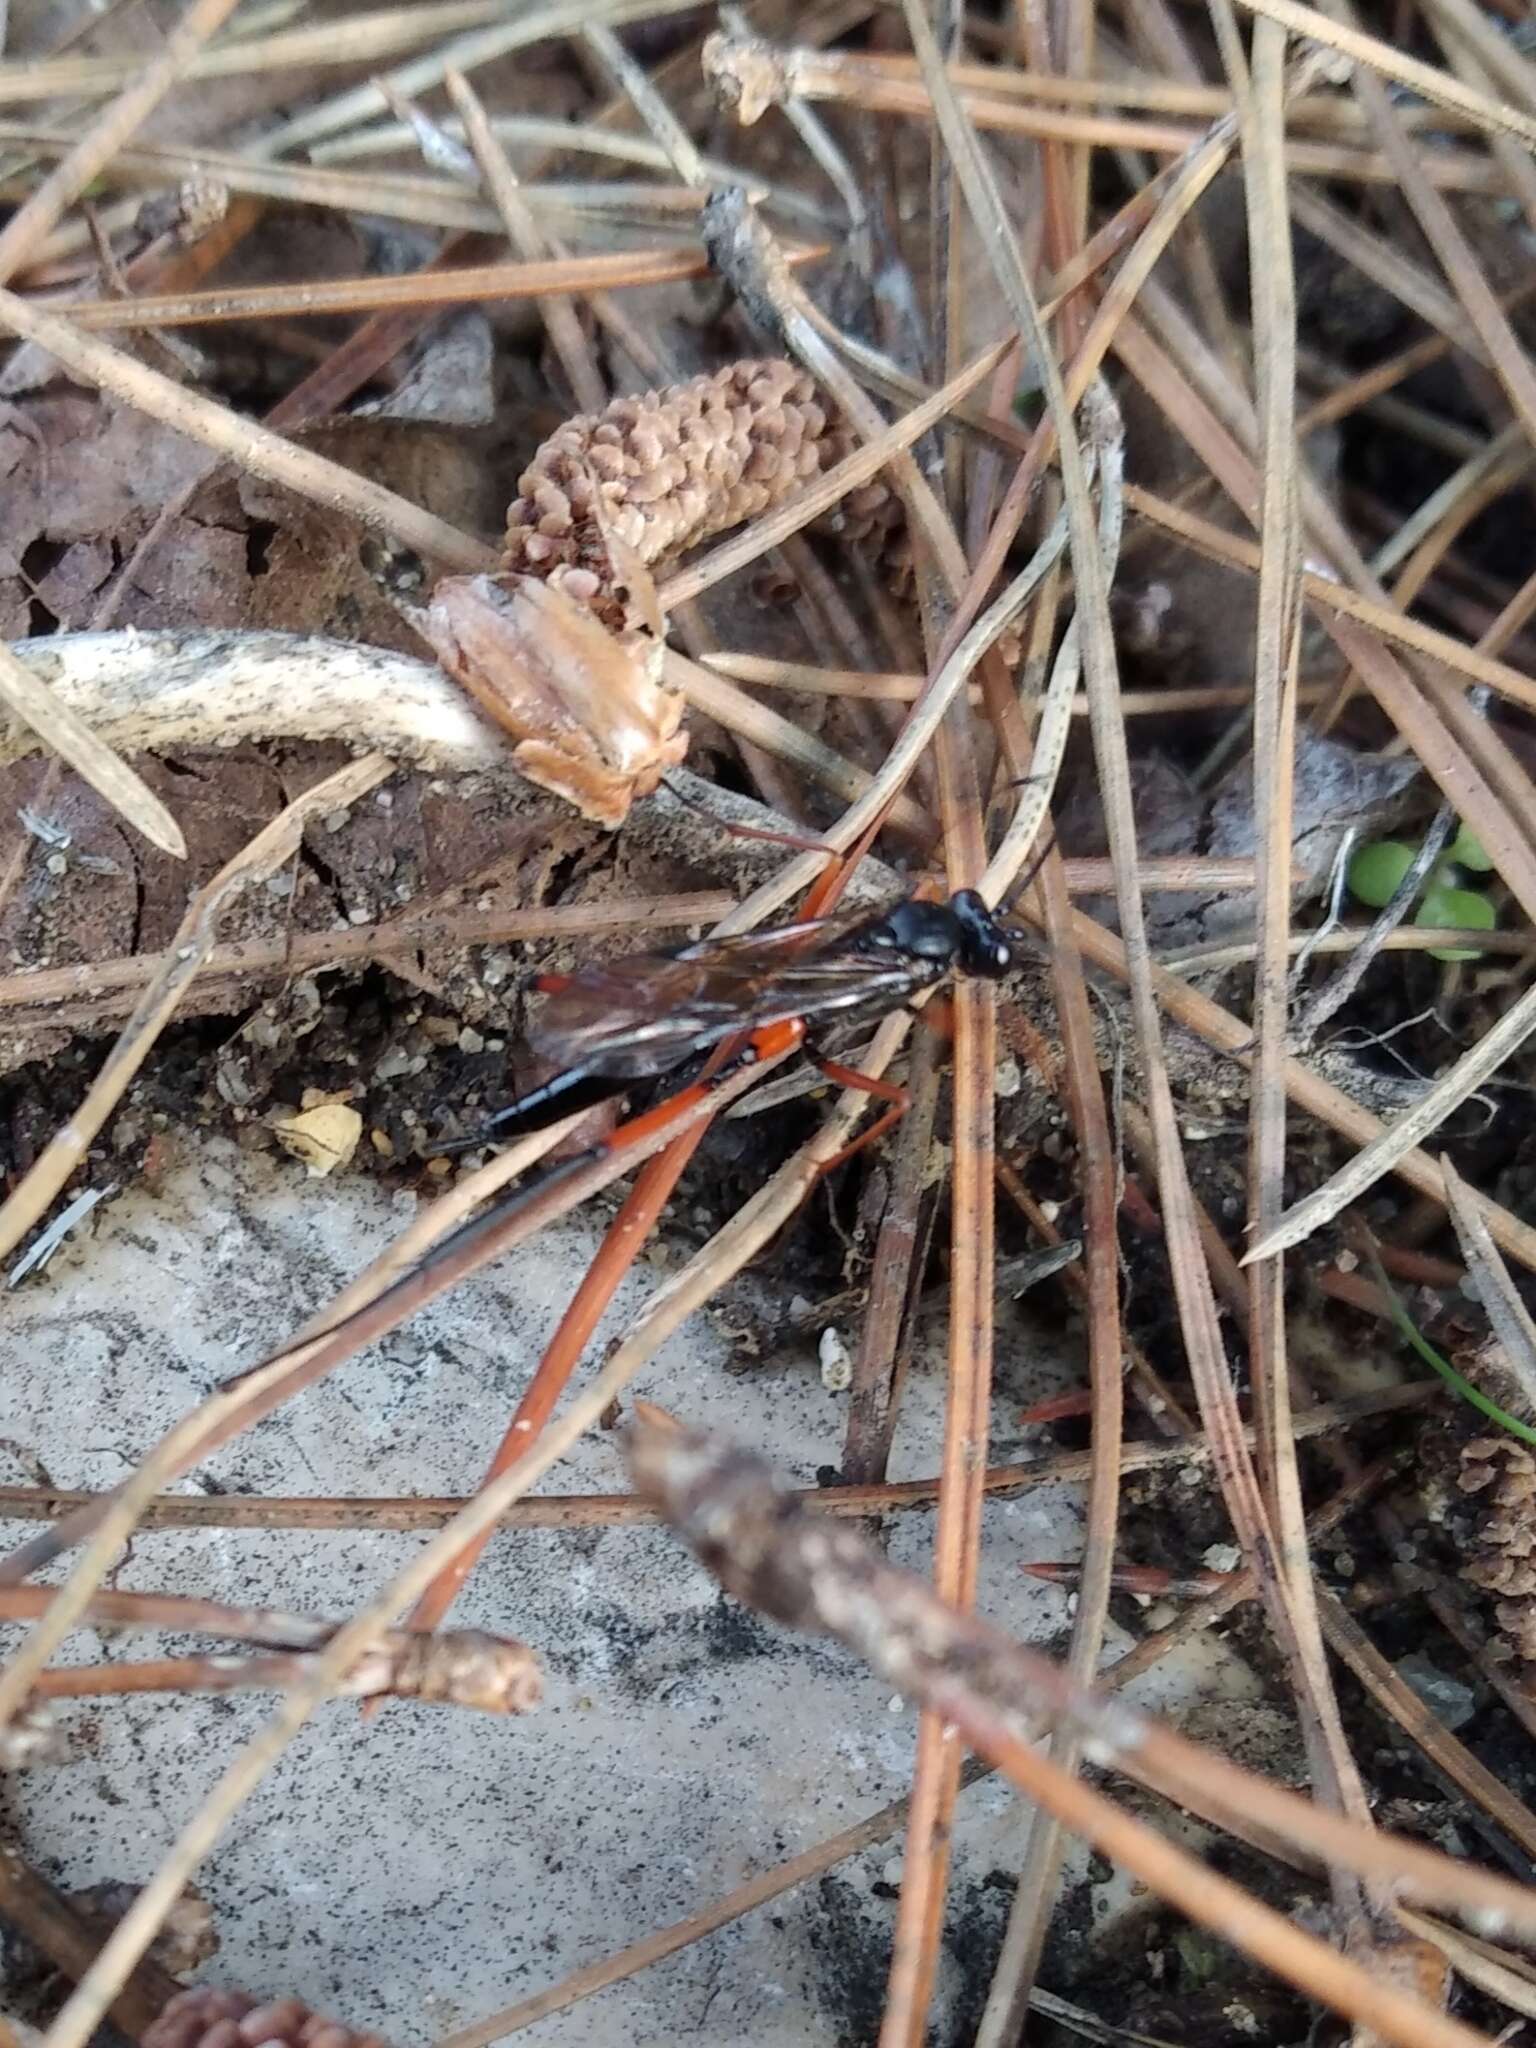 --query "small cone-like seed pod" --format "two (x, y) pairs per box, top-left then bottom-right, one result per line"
(431, 359), (899, 827)
(144, 1989), (391, 2048)
(502, 358), (897, 633)
(1459, 1436), (1536, 1668)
